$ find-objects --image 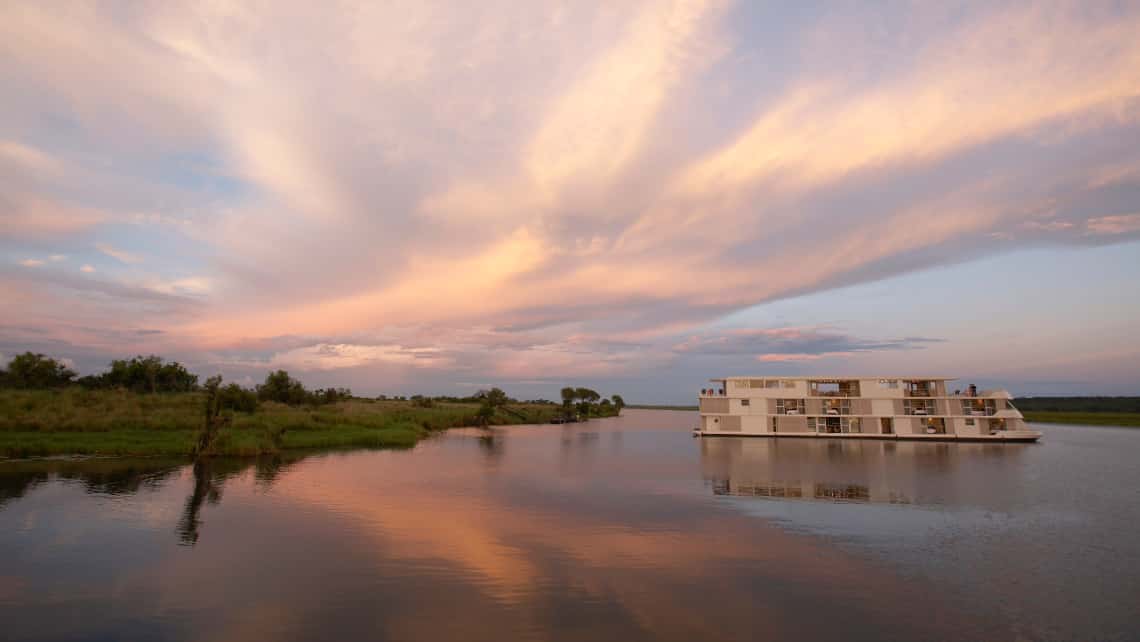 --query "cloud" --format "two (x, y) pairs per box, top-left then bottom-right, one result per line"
(757, 352), (853, 363)
(1086, 213), (1140, 235)
(146, 277), (211, 296)
(2, 1), (1140, 395)
(95, 243), (143, 264)
(672, 4), (1140, 198)
(0, 195), (108, 239)
(18, 259), (44, 267)
(673, 327), (941, 361)
(247, 343), (452, 371)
